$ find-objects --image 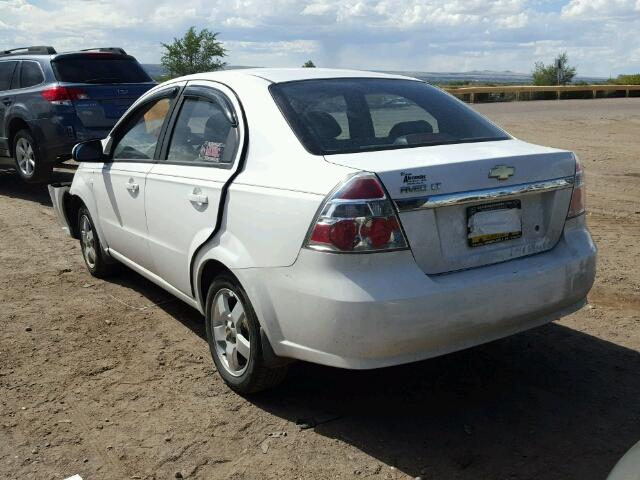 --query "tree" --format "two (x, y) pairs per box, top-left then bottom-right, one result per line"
(302, 60), (316, 68)
(161, 27), (226, 78)
(615, 73), (640, 85)
(532, 52), (576, 85)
